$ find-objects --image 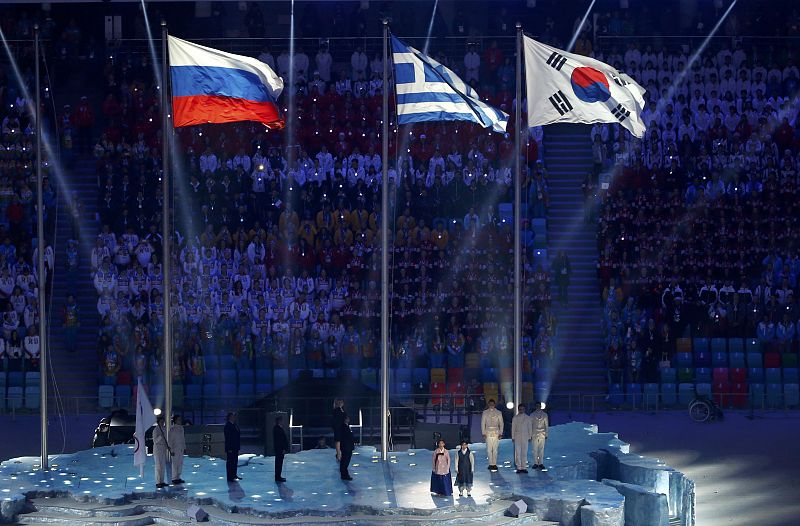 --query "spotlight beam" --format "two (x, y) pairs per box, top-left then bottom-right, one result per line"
(567, 0), (596, 53)
(423, 0), (440, 56)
